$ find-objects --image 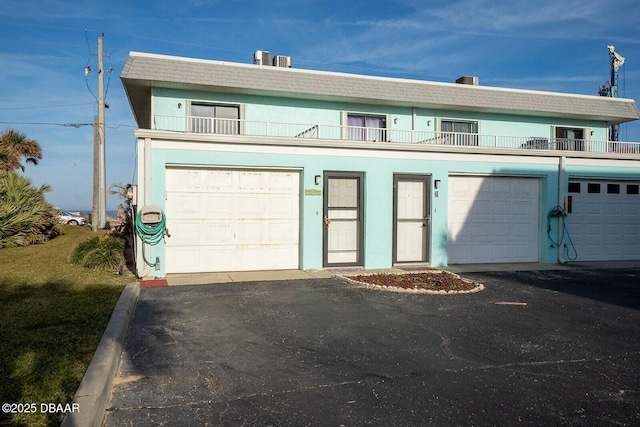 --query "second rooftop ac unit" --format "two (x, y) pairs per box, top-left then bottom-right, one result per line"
(273, 55), (292, 68)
